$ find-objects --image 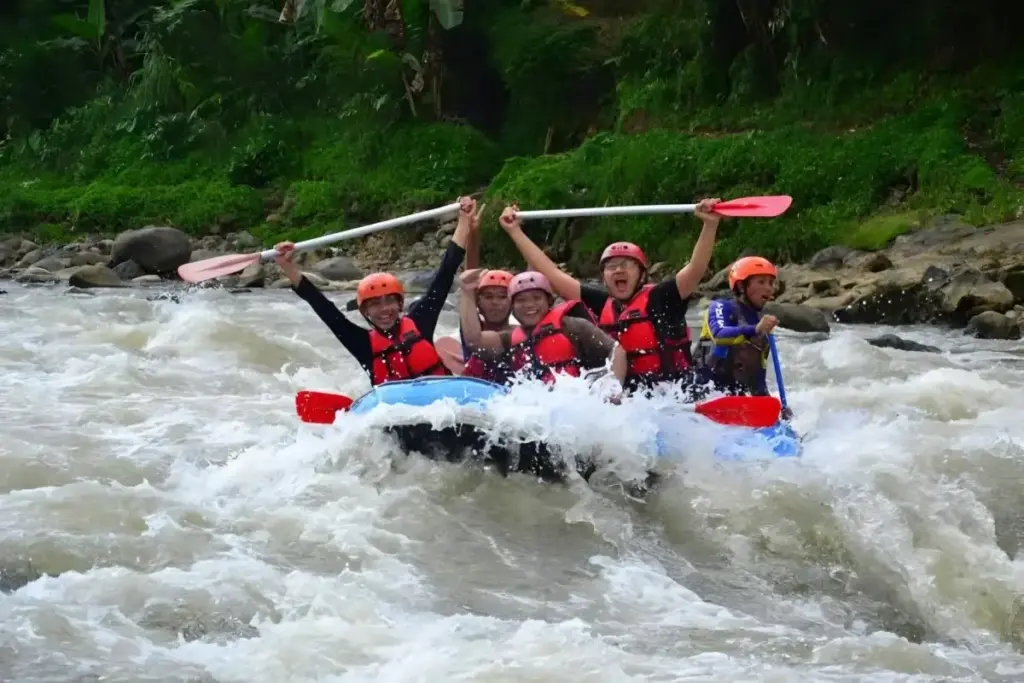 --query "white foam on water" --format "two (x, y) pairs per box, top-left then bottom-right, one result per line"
(2, 283), (1024, 682)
